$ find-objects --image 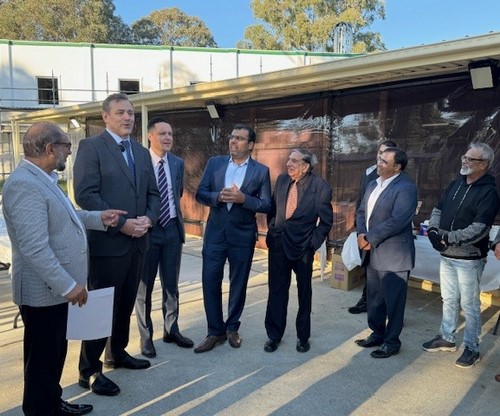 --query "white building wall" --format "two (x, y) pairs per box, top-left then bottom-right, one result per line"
(0, 40), (358, 110)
